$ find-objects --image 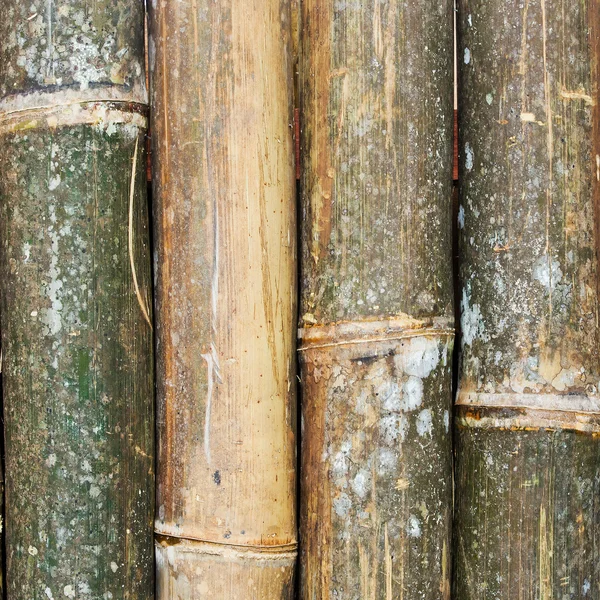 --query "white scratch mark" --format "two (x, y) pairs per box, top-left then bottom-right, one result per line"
(201, 342), (222, 464)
